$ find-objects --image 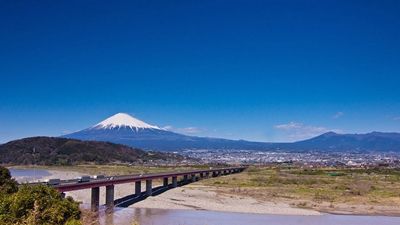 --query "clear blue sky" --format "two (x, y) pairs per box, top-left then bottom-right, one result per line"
(1, 0), (400, 143)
